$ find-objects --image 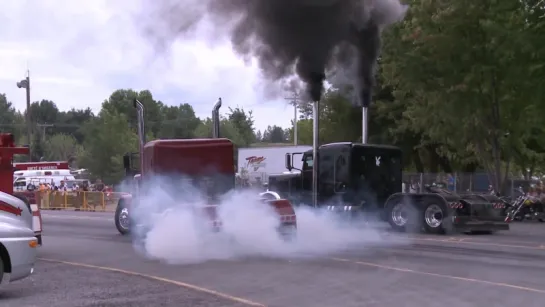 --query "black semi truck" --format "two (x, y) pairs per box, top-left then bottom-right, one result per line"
(266, 142), (510, 234)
